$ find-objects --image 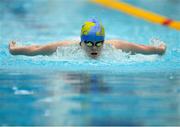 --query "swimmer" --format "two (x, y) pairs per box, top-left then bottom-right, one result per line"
(9, 19), (166, 58)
